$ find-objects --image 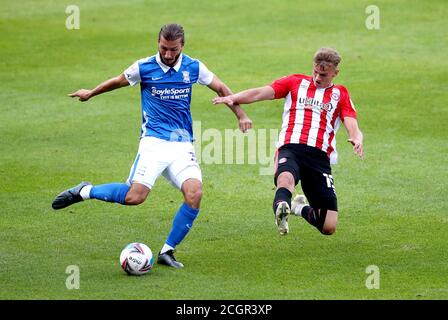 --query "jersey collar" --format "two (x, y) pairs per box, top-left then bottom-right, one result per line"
(156, 53), (183, 73)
